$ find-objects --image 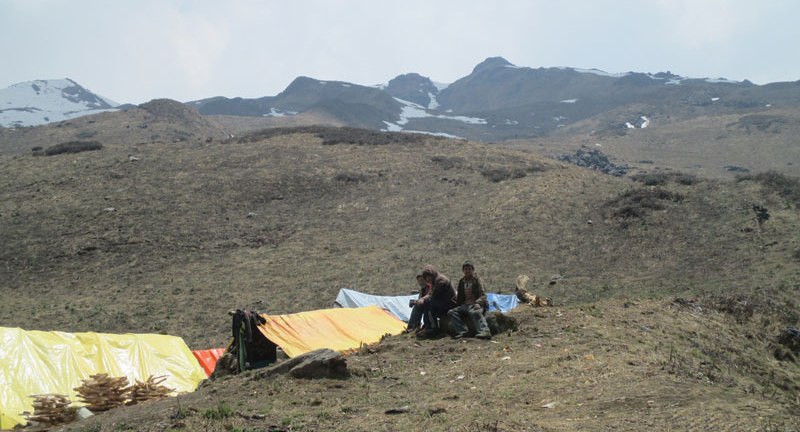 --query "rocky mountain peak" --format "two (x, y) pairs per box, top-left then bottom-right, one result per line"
(384, 73), (439, 108)
(471, 56), (514, 75)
